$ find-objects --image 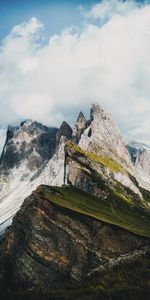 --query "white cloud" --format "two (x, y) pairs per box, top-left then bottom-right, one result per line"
(87, 0), (139, 21)
(10, 17), (44, 39)
(0, 1), (150, 145)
